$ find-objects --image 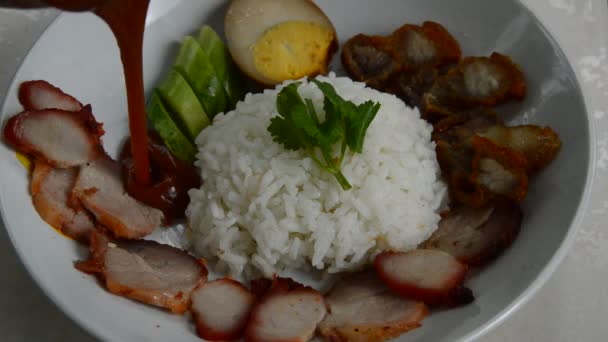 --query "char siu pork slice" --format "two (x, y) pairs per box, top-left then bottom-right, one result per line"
(191, 278), (255, 341)
(374, 250), (473, 307)
(18, 80), (83, 111)
(245, 278), (326, 342)
(75, 231), (207, 314)
(3, 106), (104, 168)
(31, 160), (96, 243)
(318, 272), (428, 342)
(423, 198), (523, 266)
(71, 158), (164, 239)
